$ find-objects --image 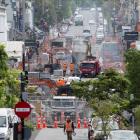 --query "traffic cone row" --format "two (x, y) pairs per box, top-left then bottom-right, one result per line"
(77, 117), (88, 128)
(36, 116), (47, 129)
(36, 115), (88, 129)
